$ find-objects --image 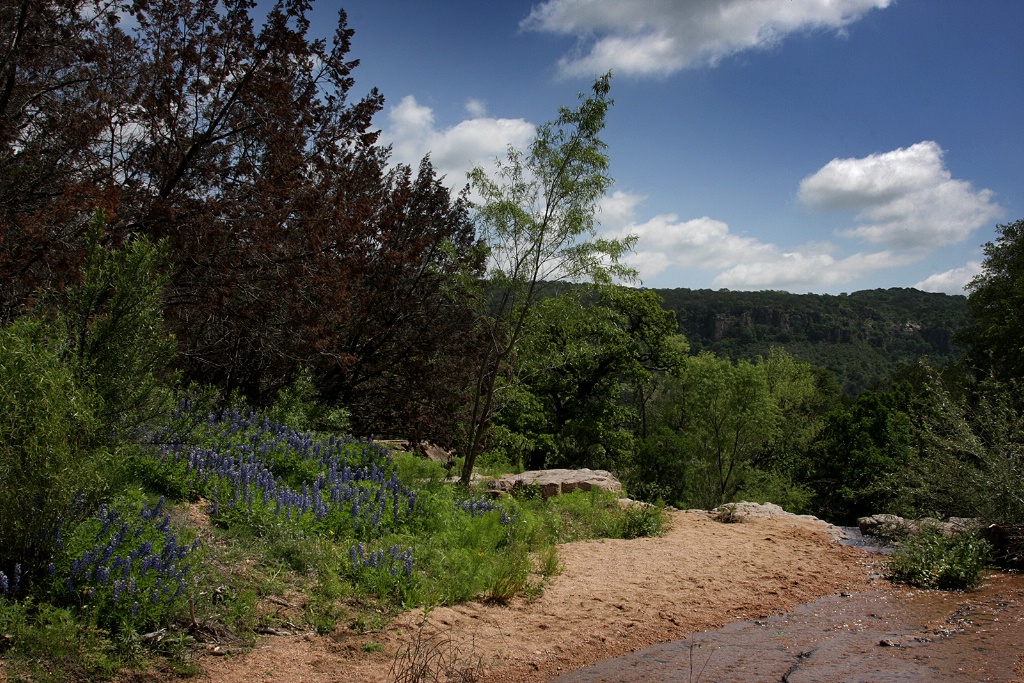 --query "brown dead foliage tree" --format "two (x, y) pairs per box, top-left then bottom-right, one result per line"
(0, 0), (484, 444)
